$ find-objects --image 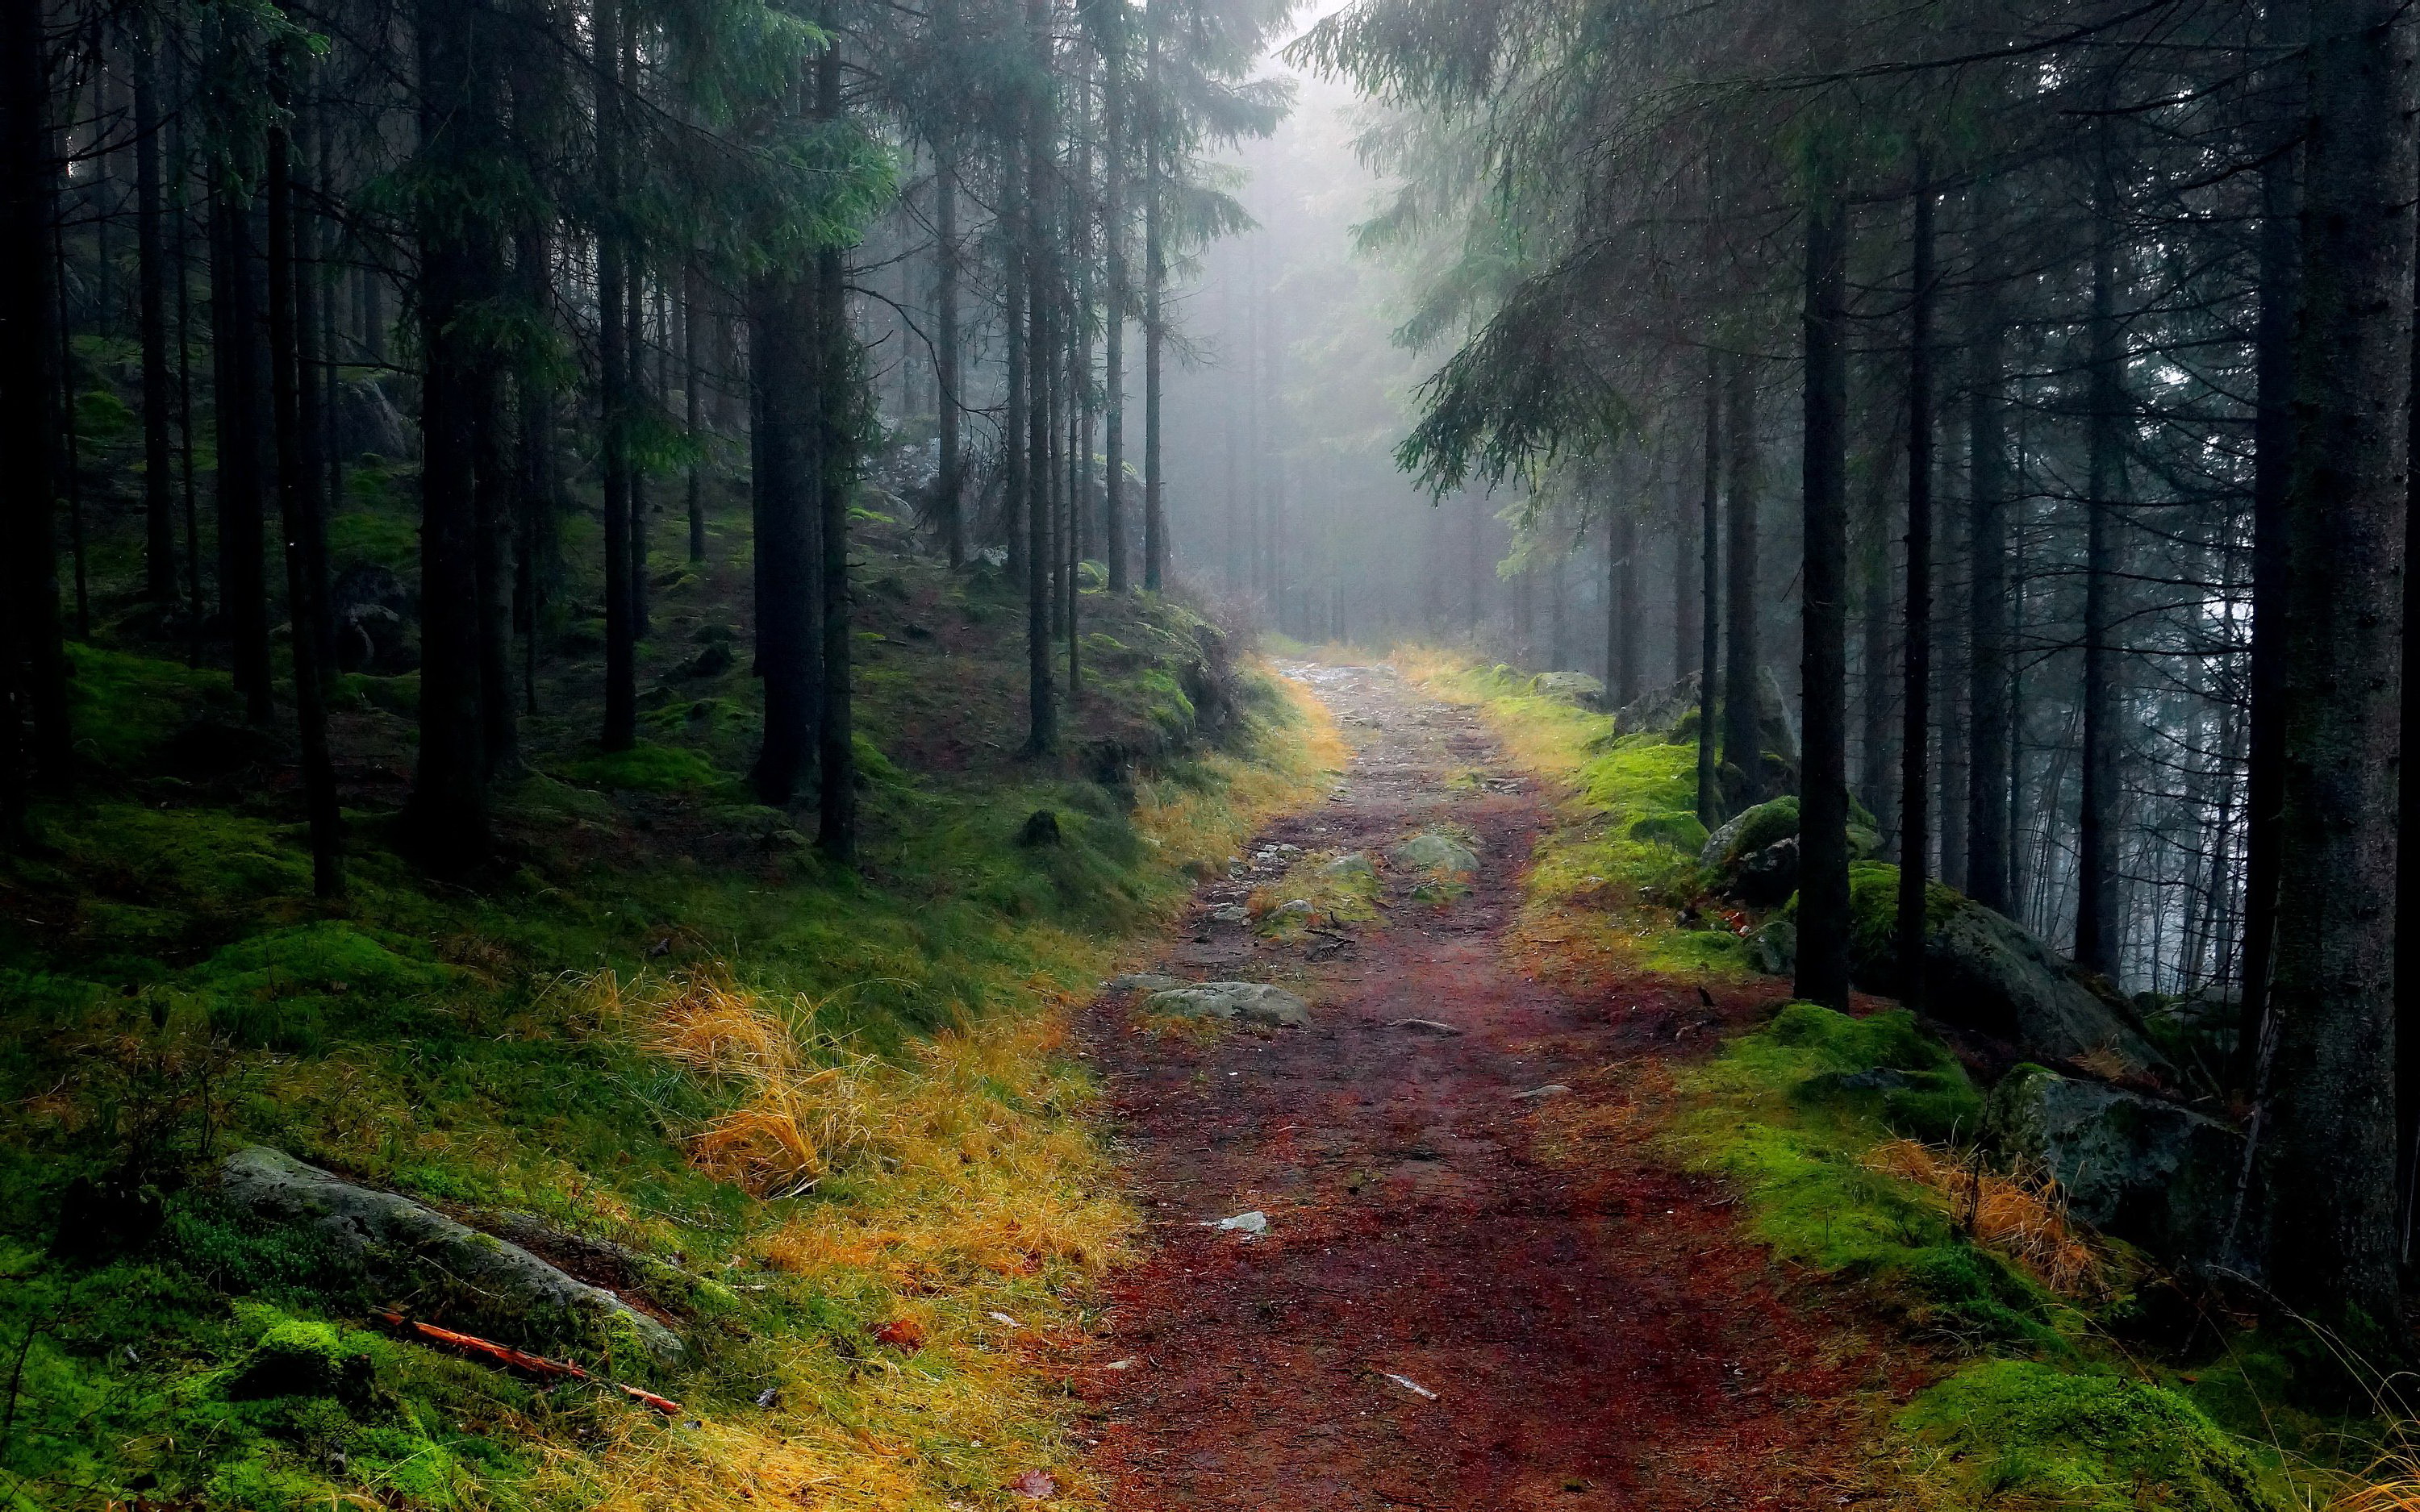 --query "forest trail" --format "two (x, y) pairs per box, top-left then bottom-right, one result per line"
(1075, 661), (1897, 1512)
